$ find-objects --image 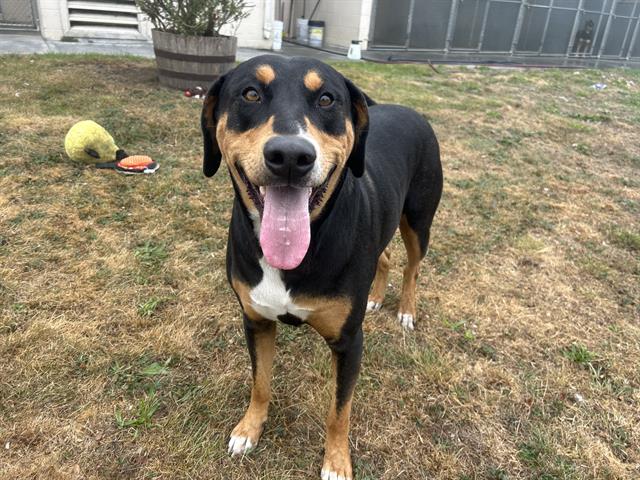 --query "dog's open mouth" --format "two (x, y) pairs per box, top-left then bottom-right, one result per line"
(236, 164), (337, 270)
(236, 164), (336, 215)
